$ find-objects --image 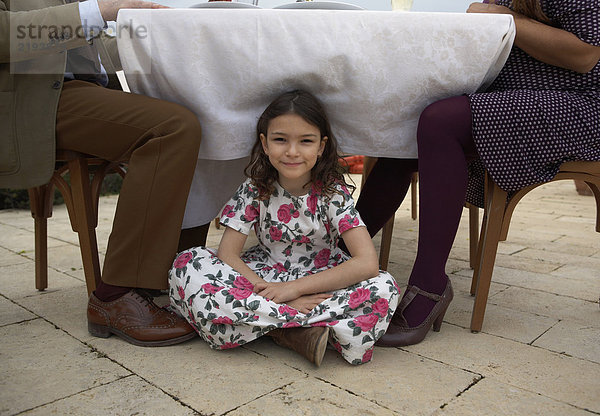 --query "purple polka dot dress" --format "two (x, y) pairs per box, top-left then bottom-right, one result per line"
(465, 0), (600, 207)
